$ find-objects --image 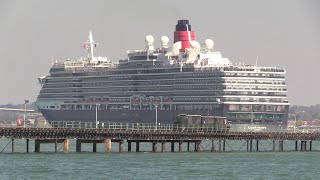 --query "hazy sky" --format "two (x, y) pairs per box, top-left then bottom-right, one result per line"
(0, 0), (319, 106)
